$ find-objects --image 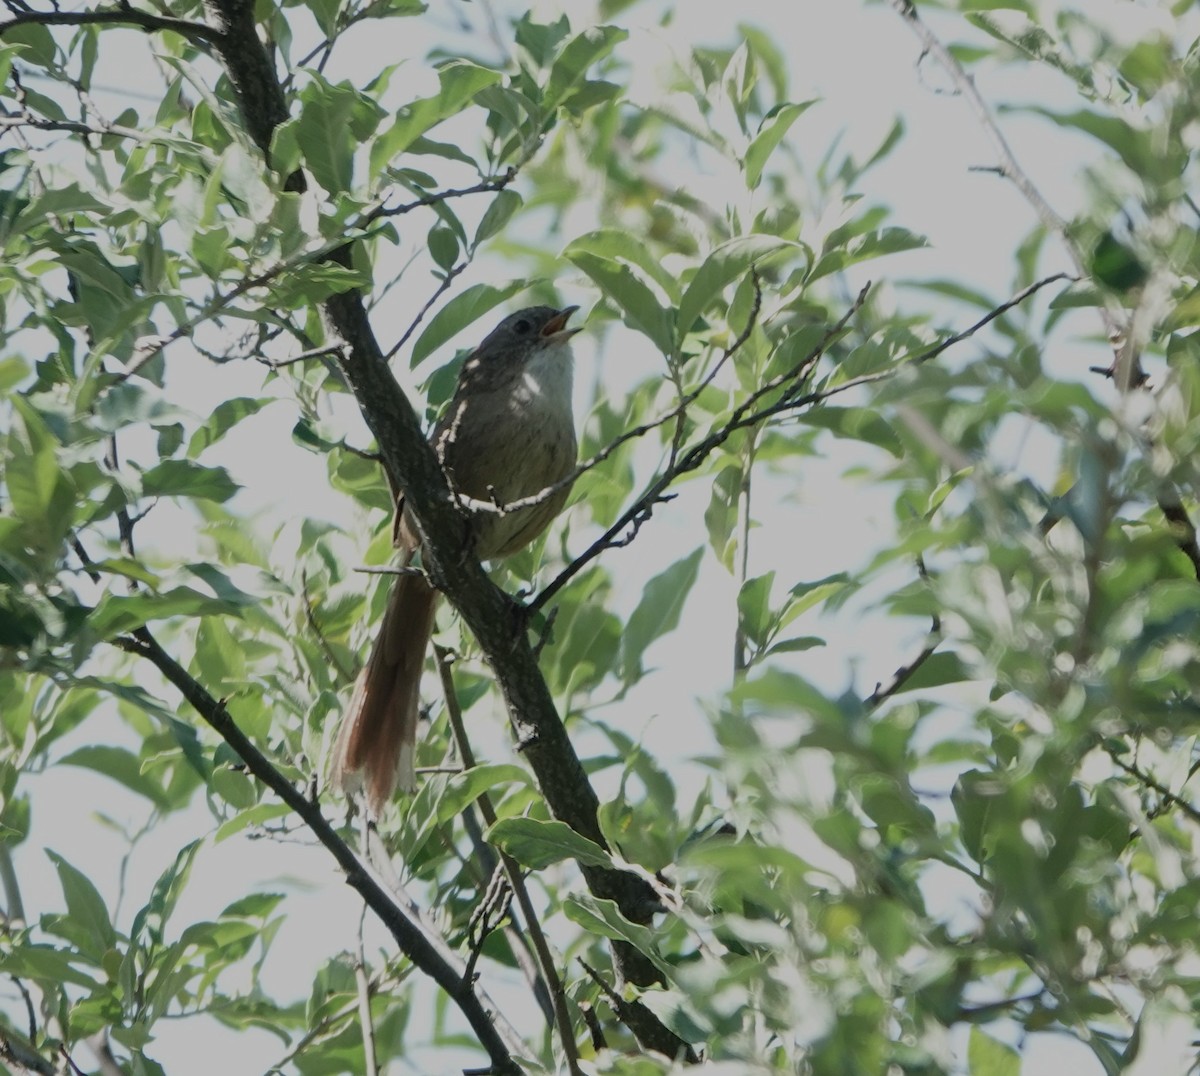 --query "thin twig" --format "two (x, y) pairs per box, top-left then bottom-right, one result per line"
(0, 111), (148, 142)
(382, 261), (466, 363)
(1110, 752), (1200, 826)
(530, 284), (872, 613)
(887, 0), (1128, 370)
(866, 557), (941, 709)
(355, 908), (379, 1076)
(534, 270), (1067, 613)
(372, 168), (517, 221)
(258, 342), (346, 369)
(434, 645), (582, 1074)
